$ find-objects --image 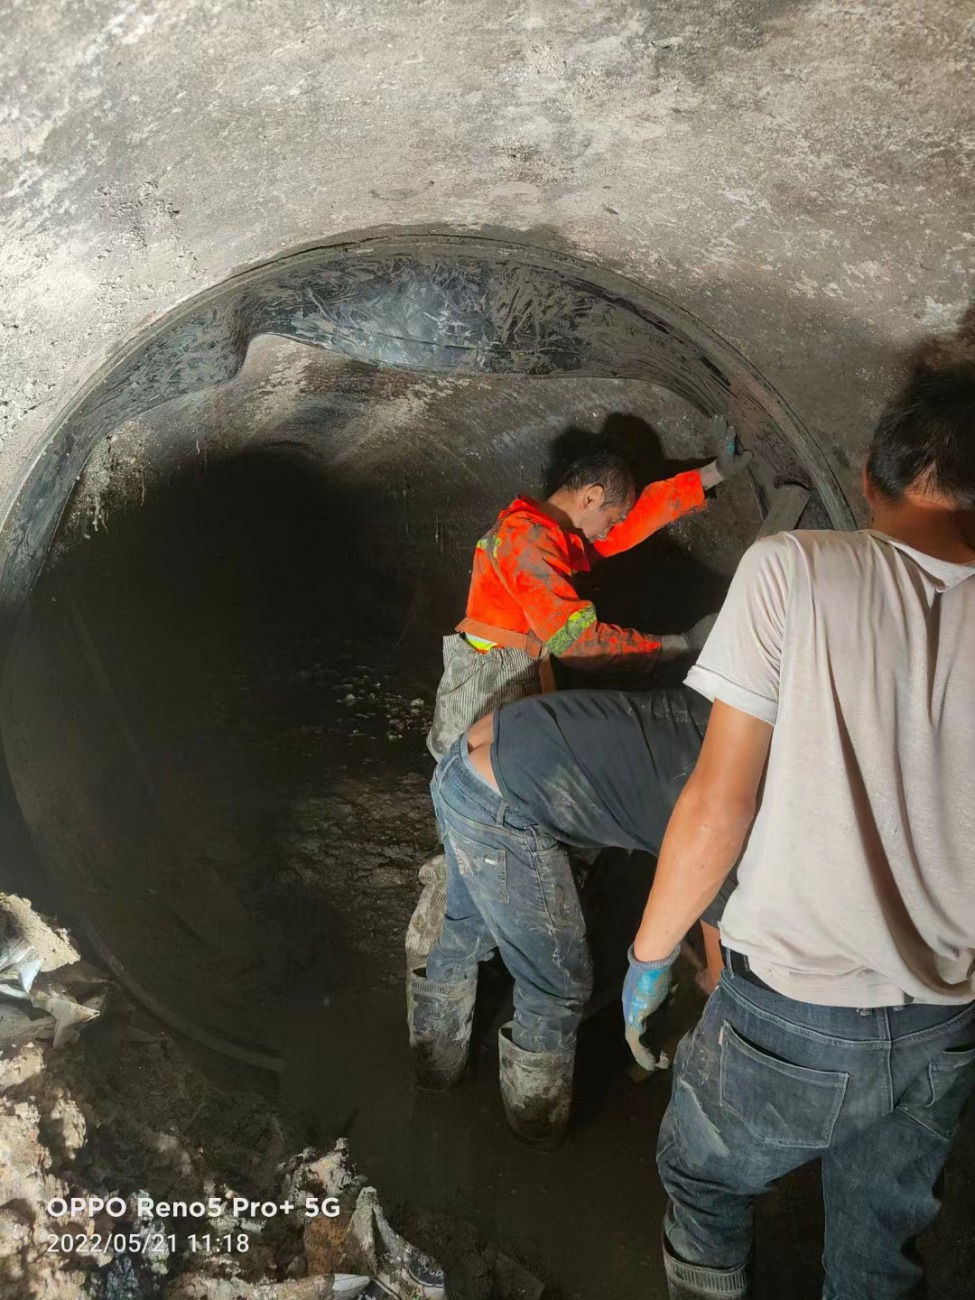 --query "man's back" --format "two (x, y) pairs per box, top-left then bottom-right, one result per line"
(632, 355), (975, 1300)
(688, 527), (975, 1006)
(491, 686), (712, 853)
